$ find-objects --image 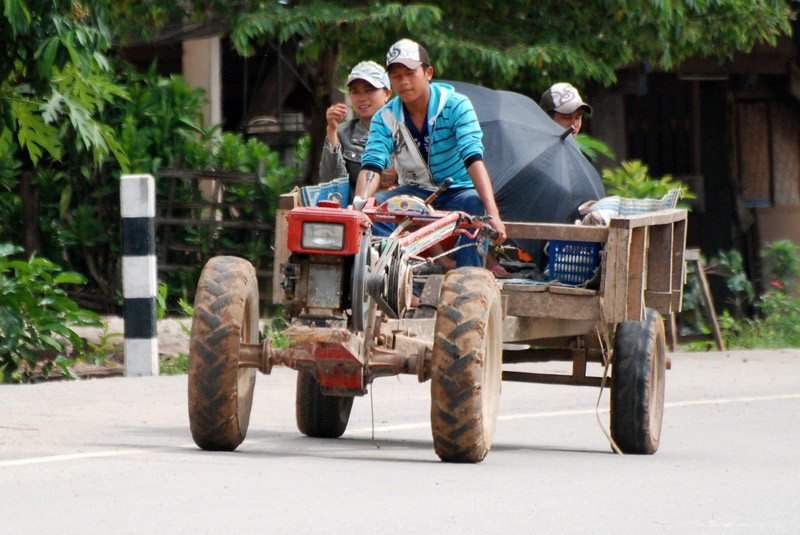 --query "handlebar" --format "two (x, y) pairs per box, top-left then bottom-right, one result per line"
(480, 217), (499, 241)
